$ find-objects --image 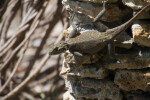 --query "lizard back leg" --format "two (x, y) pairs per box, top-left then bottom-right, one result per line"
(93, 0), (108, 22)
(93, 0), (108, 32)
